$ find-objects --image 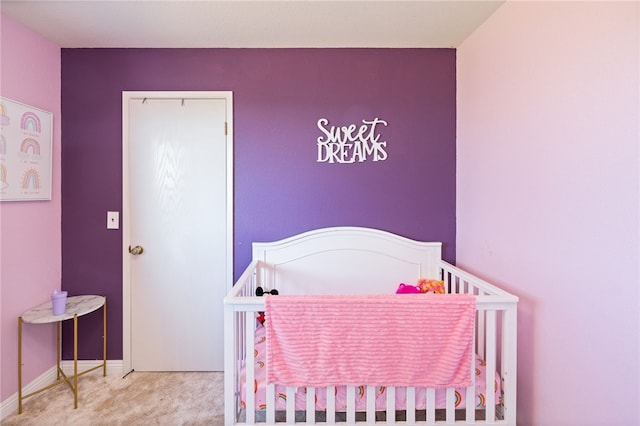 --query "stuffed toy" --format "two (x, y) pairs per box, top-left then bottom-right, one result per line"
(256, 287), (278, 325)
(255, 286), (279, 296)
(255, 286), (278, 325)
(418, 278), (445, 294)
(396, 283), (421, 294)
